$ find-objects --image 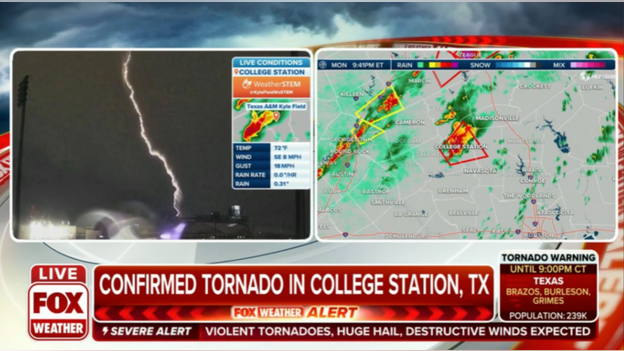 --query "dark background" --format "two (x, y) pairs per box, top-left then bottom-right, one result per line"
(12, 50), (310, 238)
